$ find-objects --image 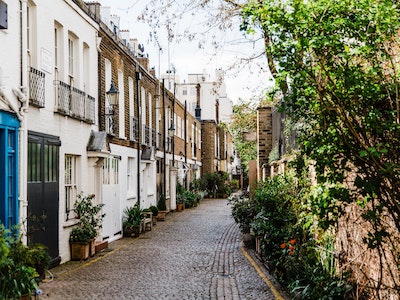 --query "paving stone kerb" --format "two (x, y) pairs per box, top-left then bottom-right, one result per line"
(40, 199), (278, 300)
